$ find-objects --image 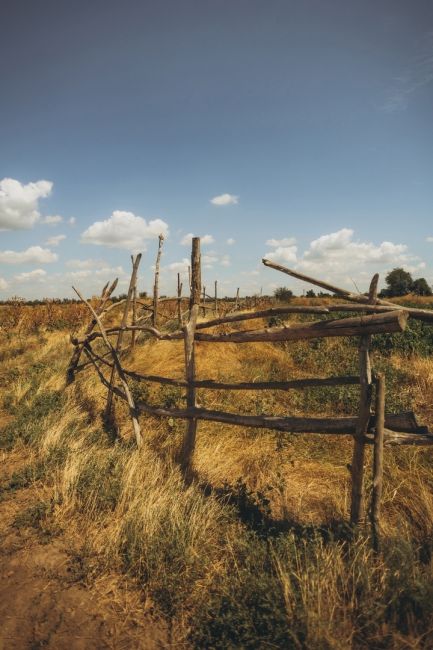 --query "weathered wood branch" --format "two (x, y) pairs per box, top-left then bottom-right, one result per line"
(153, 234), (164, 327)
(72, 285), (142, 447)
(371, 372), (385, 550)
